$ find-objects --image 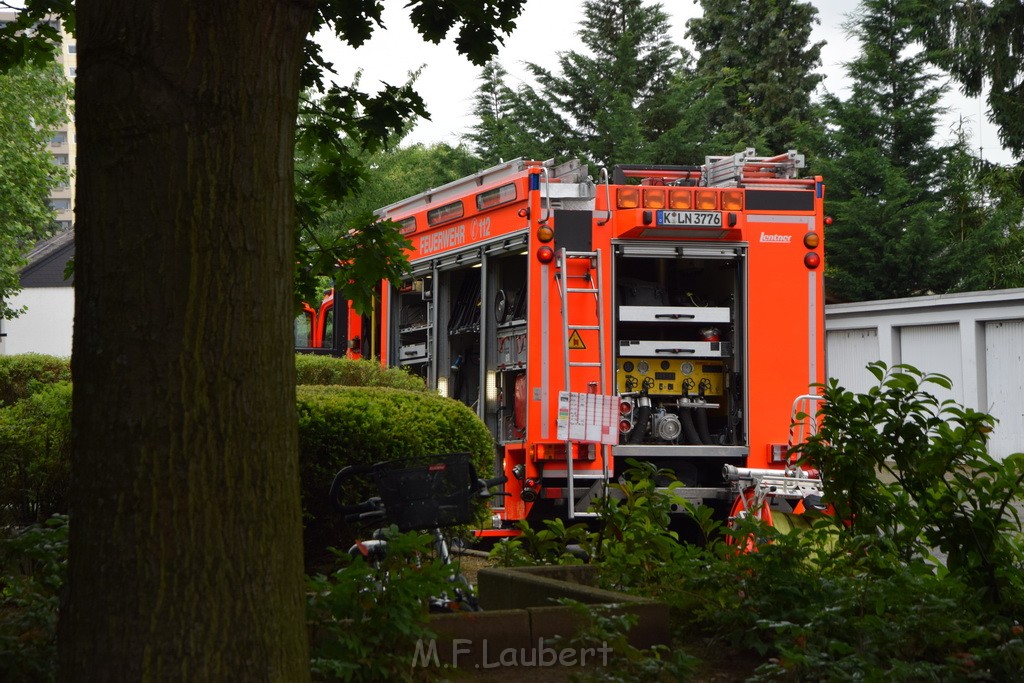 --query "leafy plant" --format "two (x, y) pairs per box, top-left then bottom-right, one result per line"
(486, 536), (536, 568)
(0, 354), (70, 409)
(307, 529), (456, 682)
(587, 459), (693, 593)
(487, 518), (590, 567)
(793, 362), (1024, 609)
(0, 514), (68, 683)
(550, 598), (698, 683)
(656, 362), (1024, 680)
(0, 382), (72, 525)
